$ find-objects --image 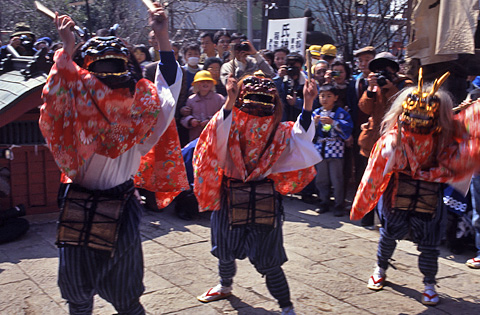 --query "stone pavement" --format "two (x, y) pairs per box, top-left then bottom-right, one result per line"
(1, 196), (479, 314)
